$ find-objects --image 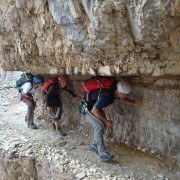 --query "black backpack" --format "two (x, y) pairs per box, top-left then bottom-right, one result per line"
(16, 73), (34, 93)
